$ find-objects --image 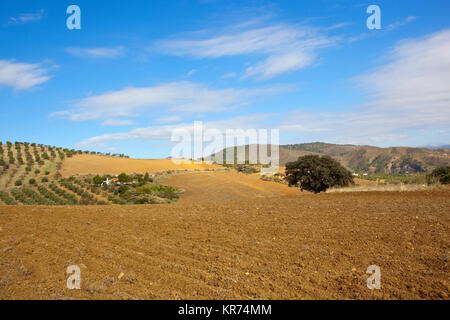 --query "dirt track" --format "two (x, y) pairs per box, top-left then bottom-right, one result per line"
(0, 171), (449, 299)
